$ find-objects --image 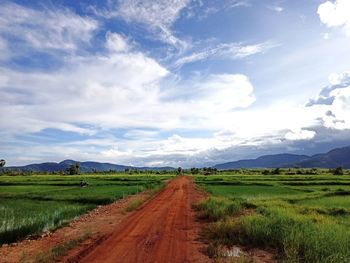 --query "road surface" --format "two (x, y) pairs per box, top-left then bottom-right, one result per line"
(79, 176), (209, 263)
